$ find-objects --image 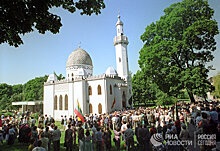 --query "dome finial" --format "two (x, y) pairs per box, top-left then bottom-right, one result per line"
(78, 41), (81, 48)
(117, 10), (120, 20)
